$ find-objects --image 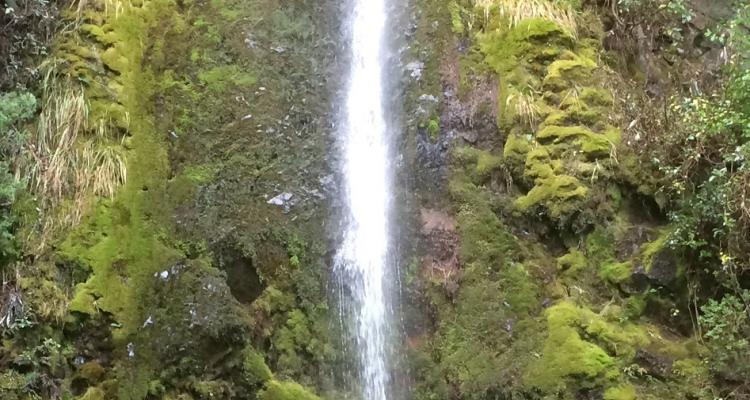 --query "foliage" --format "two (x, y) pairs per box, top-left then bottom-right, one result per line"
(0, 91), (36, 263)
(257, 380), (321, 400)
(699, 291), (750, 382)
(653, 4), (750, 272)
